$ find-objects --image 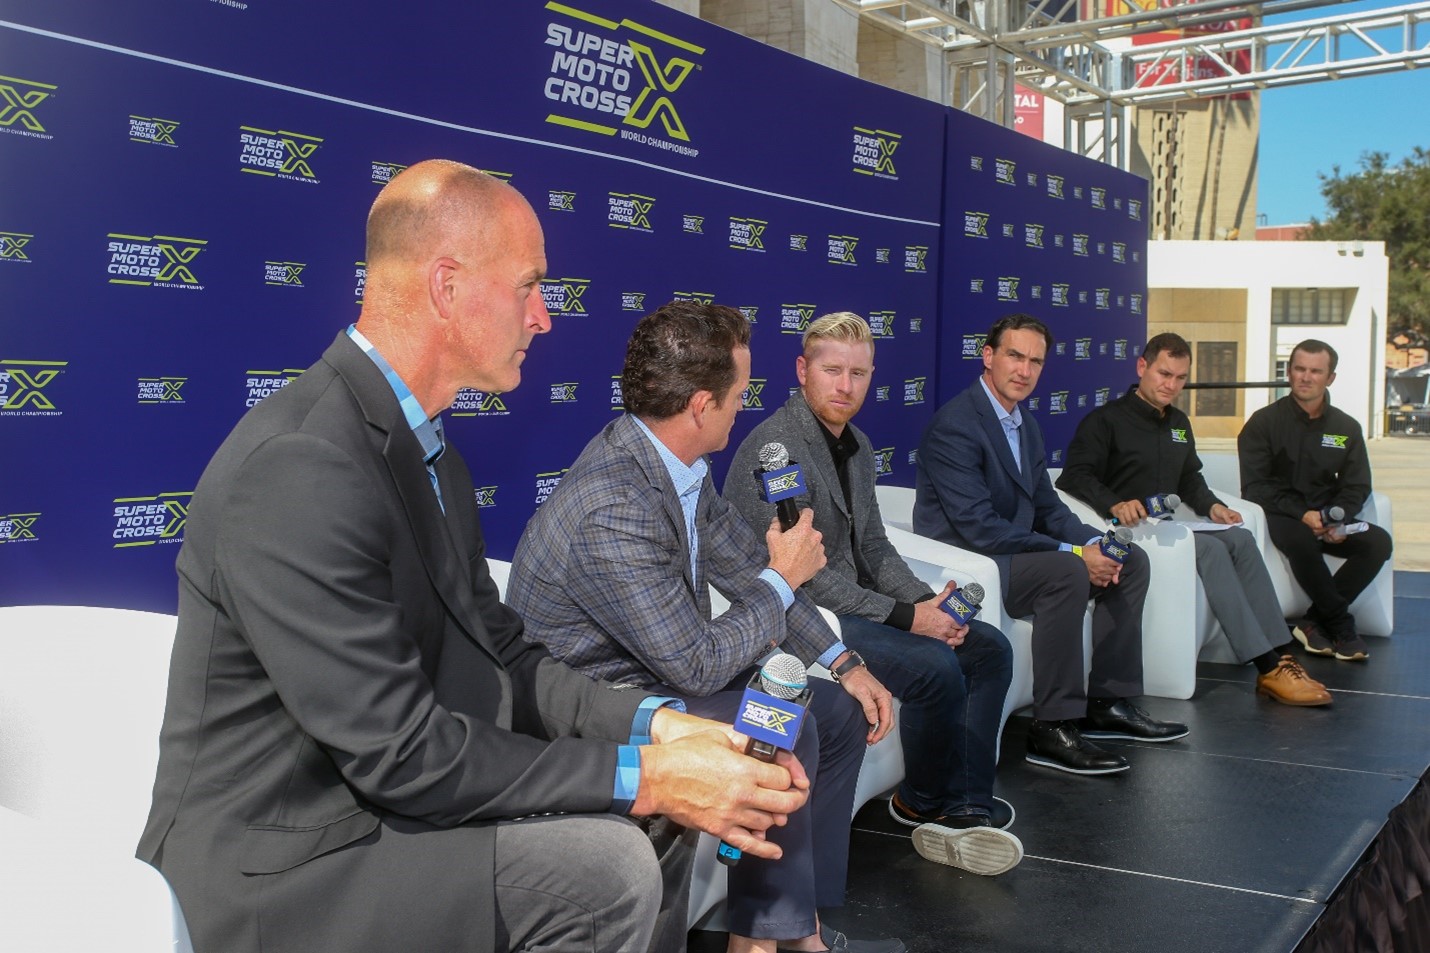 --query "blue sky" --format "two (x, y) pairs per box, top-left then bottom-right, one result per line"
(1257, 0), (1430, 225)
